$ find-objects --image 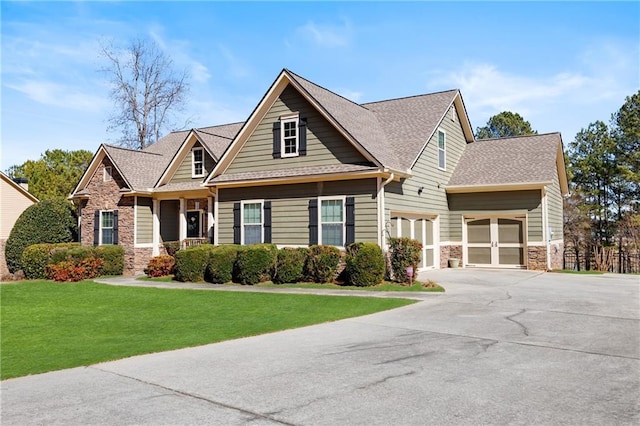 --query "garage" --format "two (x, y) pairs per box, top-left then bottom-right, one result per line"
(464, 216), (526, 268)
(389, 214), (439, 269)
